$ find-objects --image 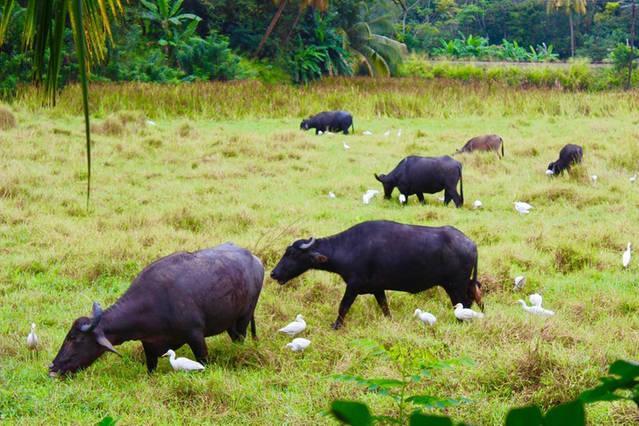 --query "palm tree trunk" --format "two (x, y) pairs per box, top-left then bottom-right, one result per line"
(255, 0), (288, 57)
(569, 12), (575, 57)
(282, 6), (303, 46)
